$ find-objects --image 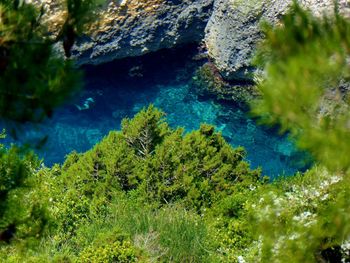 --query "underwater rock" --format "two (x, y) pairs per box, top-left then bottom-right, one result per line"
(276, 140), (295, 157)
(128, 65), (144, 78)
(75, 97), (95, 111)
(85, 128), (103, 145)
(204, 0), (350, 81)
(191, 63), (259, 107)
